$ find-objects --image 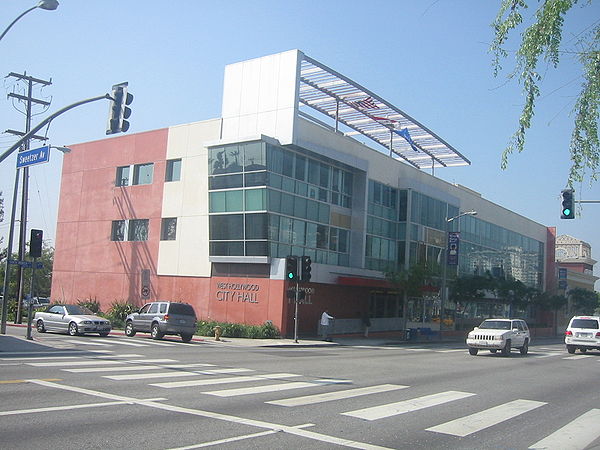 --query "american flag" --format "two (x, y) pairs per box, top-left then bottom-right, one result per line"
(350, 96), (379, 109)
